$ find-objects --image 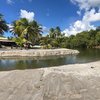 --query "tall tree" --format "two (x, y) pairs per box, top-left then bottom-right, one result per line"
(11, 18), (42, 44)
(49, 27), (62, 38)
(49, 28), (55, 38)
(0, 14), (8, 35)
(55, 26), (61, 38)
